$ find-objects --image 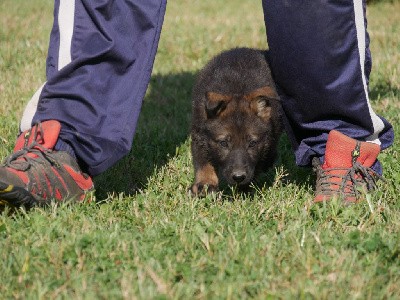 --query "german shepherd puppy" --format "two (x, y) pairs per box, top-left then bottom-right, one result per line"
(190, 47), (283, 196)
